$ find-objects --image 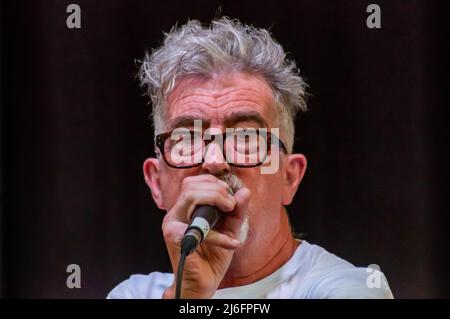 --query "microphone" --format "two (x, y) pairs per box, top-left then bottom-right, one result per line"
(180, 173), (241, 256)
(180, 205), (223, 255)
